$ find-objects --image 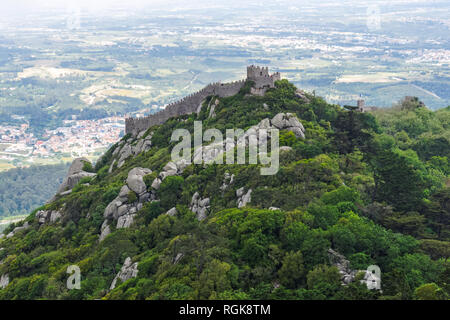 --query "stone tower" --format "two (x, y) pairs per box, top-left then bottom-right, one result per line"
(246, 65), (281, 96)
